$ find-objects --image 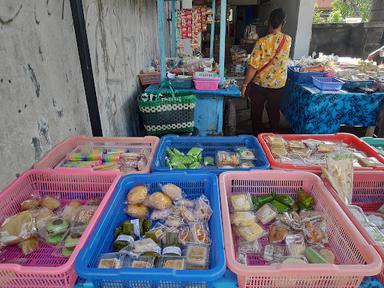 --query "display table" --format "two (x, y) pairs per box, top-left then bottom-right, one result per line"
(281, 80), (384, 134)
(145, 84), (241, 136)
